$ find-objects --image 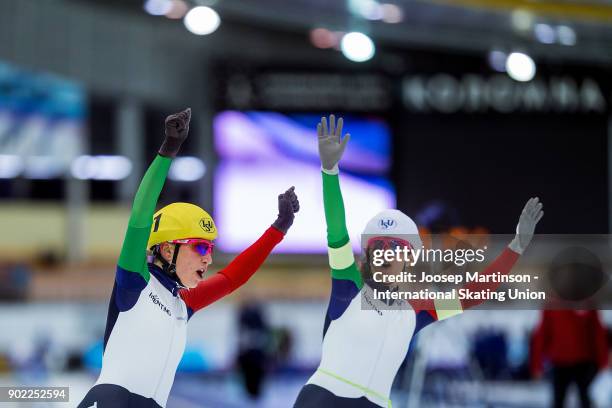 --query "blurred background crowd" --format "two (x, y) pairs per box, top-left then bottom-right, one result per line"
(0, 0), (610, 406)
